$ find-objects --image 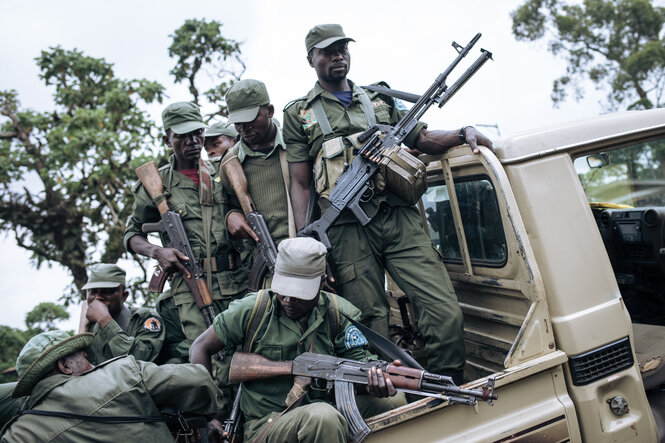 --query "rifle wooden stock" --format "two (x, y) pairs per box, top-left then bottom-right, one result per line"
(222, 155), (255, 216)
(135, 162), (169, 215)
(229, 352), (293, 383)
(223, 154), (279, 291)
(135, 161), (215, 324)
